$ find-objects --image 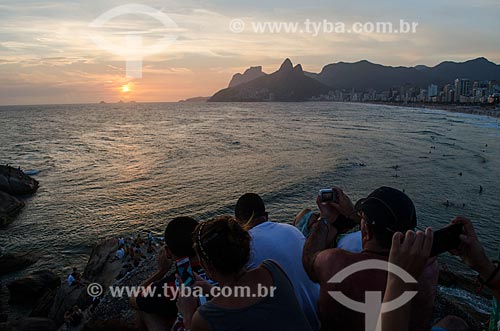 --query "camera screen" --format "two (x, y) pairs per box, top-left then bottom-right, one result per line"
(322, 192), (333, 201)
